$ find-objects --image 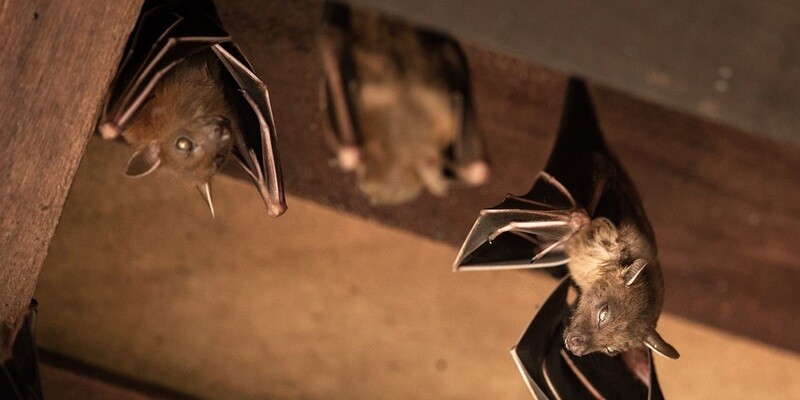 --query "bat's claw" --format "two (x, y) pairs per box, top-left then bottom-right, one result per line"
(569, 209), (590, 230)
(266, 201), (287, 217)
(197, 182), (216, 219)
(337, 146), (360, 172)
(457, 161), (490, 187)
(98, 122), (121, 140)
(487, 226), (511, 243)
